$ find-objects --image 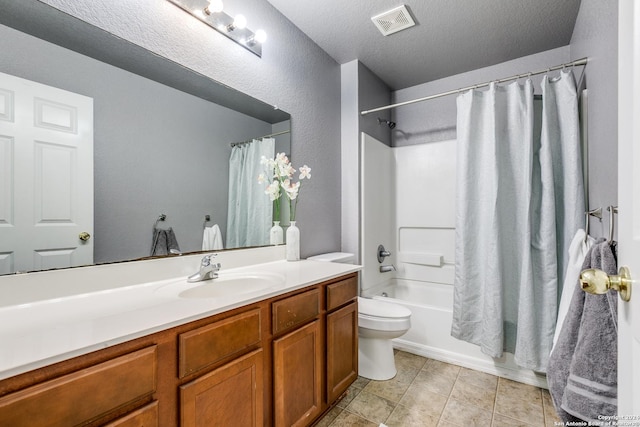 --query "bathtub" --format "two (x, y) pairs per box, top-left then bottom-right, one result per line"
(366, 278), (548, 388)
